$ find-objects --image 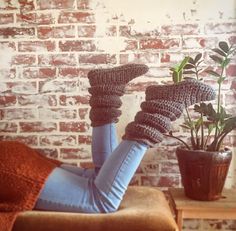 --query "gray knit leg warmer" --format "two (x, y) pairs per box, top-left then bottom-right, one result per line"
(88, 64), (149, 127)
(122, 79), (216, 147)
(146, 79), (216, 107)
